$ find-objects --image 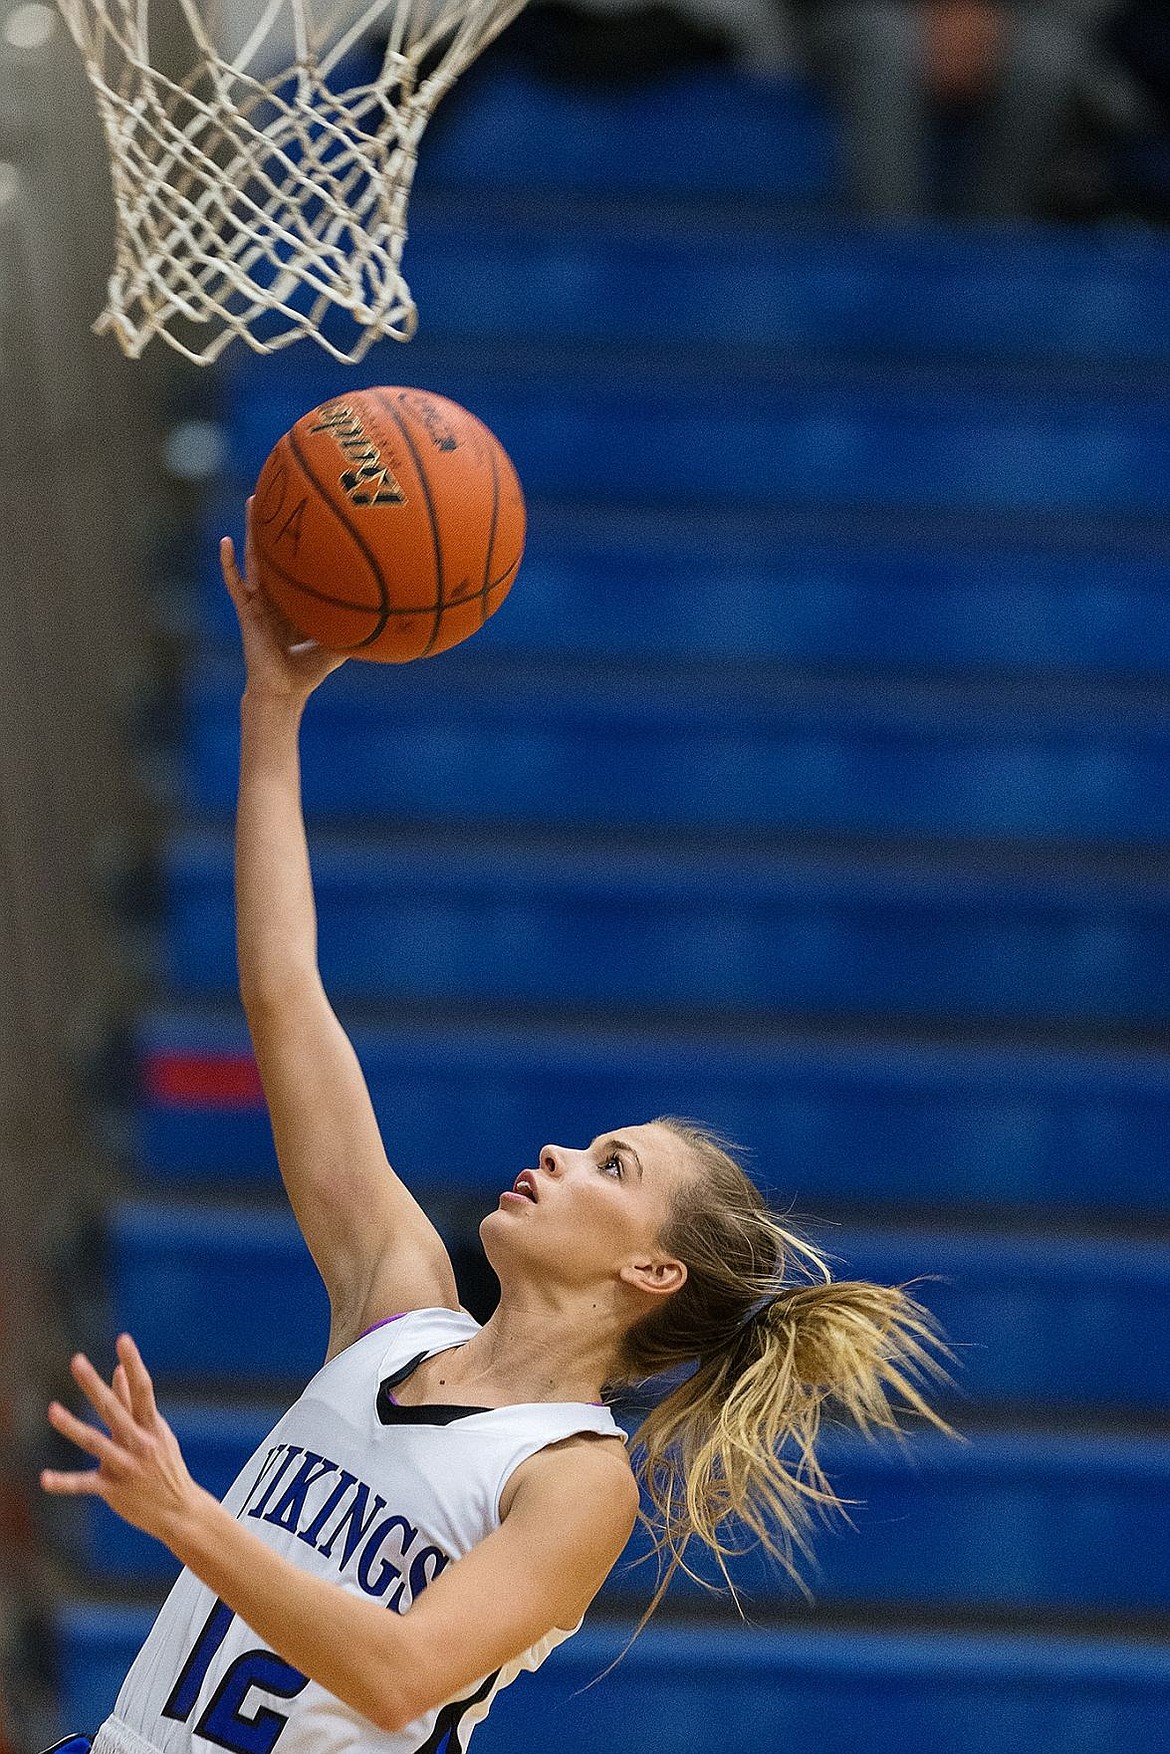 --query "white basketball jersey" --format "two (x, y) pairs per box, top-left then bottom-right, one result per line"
(92, 1307), (627, 1754)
